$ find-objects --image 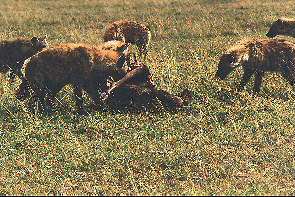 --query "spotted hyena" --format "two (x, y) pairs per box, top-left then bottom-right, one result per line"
(0, 36), (48, 81)
(100, 40), (132, 66)
(266, 18), (295, 38)
(103, 20), (151, 59)
(15, 43), (130, 114)
(216, 38), (295, 93)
